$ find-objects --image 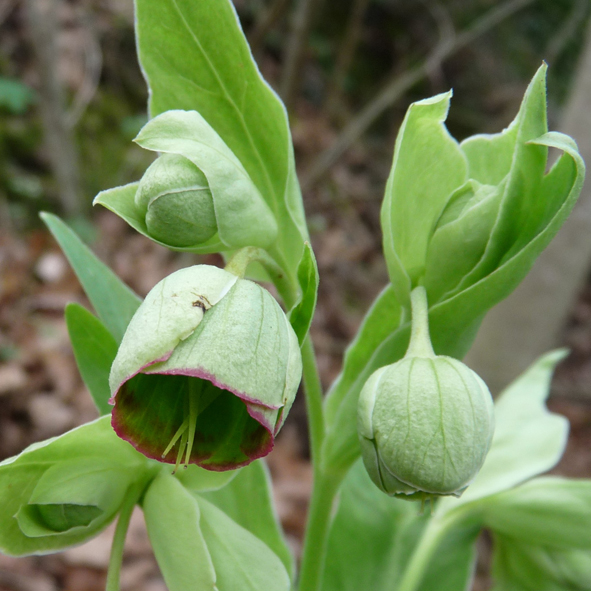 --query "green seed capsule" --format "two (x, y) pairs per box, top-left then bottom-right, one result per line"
(135, 153), (217, 247)
(357, 286), (494, 500)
